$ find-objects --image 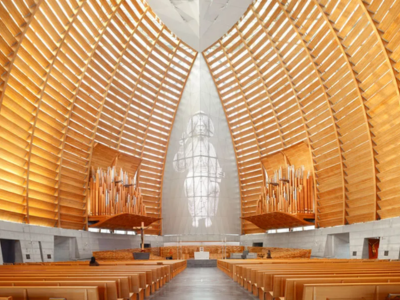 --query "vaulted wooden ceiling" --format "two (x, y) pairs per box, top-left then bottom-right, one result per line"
(1, 0), (400, 236)
(0, 0), (196, 234)
(203, 0), (400, 234)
